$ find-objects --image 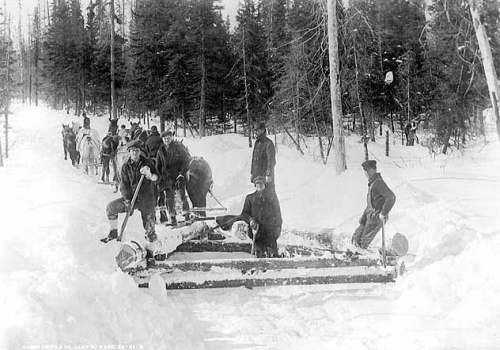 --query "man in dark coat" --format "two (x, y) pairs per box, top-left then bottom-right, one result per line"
(155, 130), (191, 225)
(101, 140), (160, 243)
(145, 126), (162, 160)
(251, 122), (276, 192)
(351, 160), (396, 250)
(241, 176), (282, 258)
(83, 112), (90, 129)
